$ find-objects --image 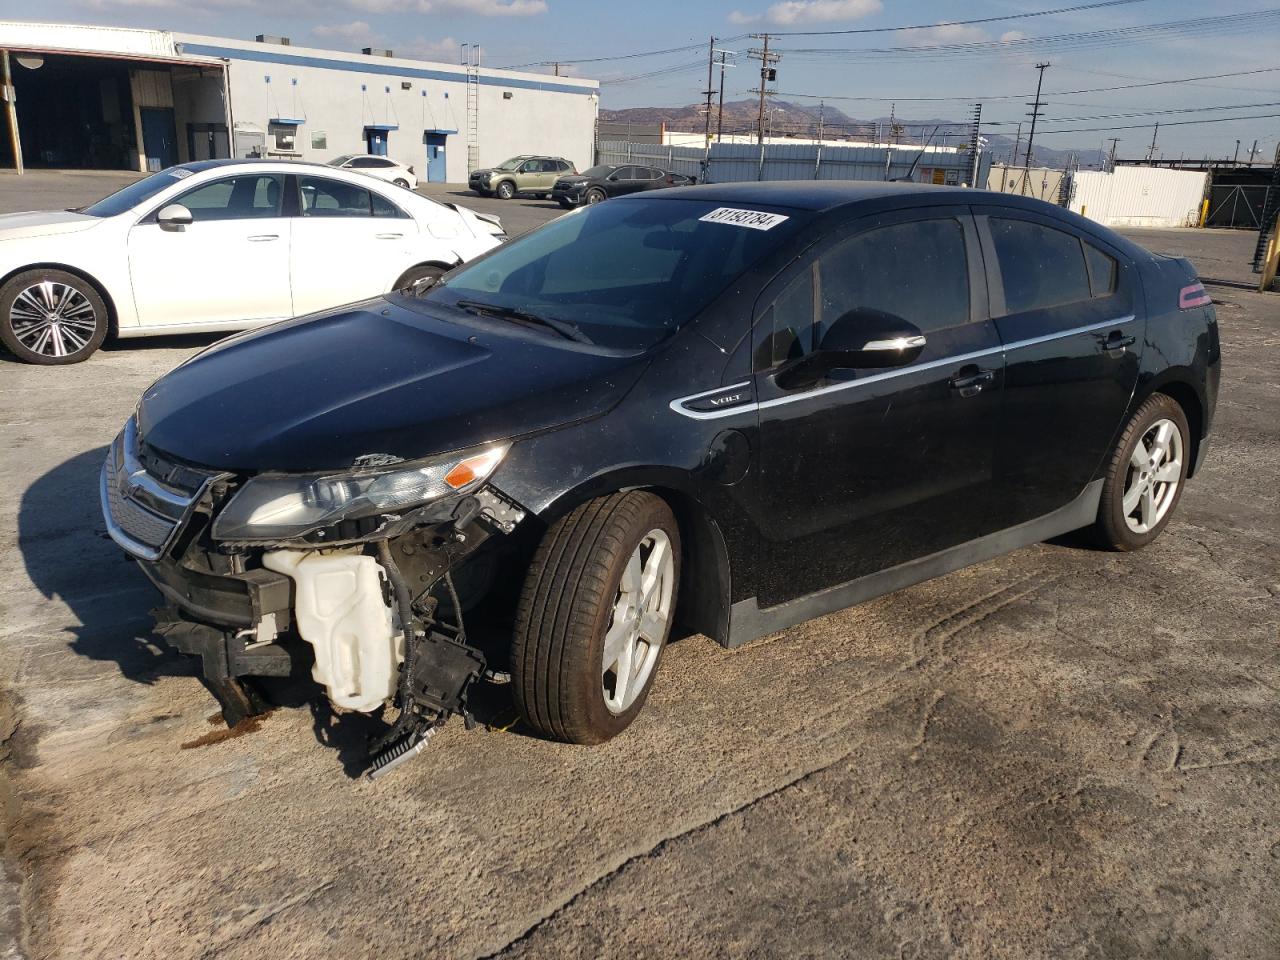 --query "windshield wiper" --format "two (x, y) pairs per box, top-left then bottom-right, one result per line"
(454, 300), (593, 345)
